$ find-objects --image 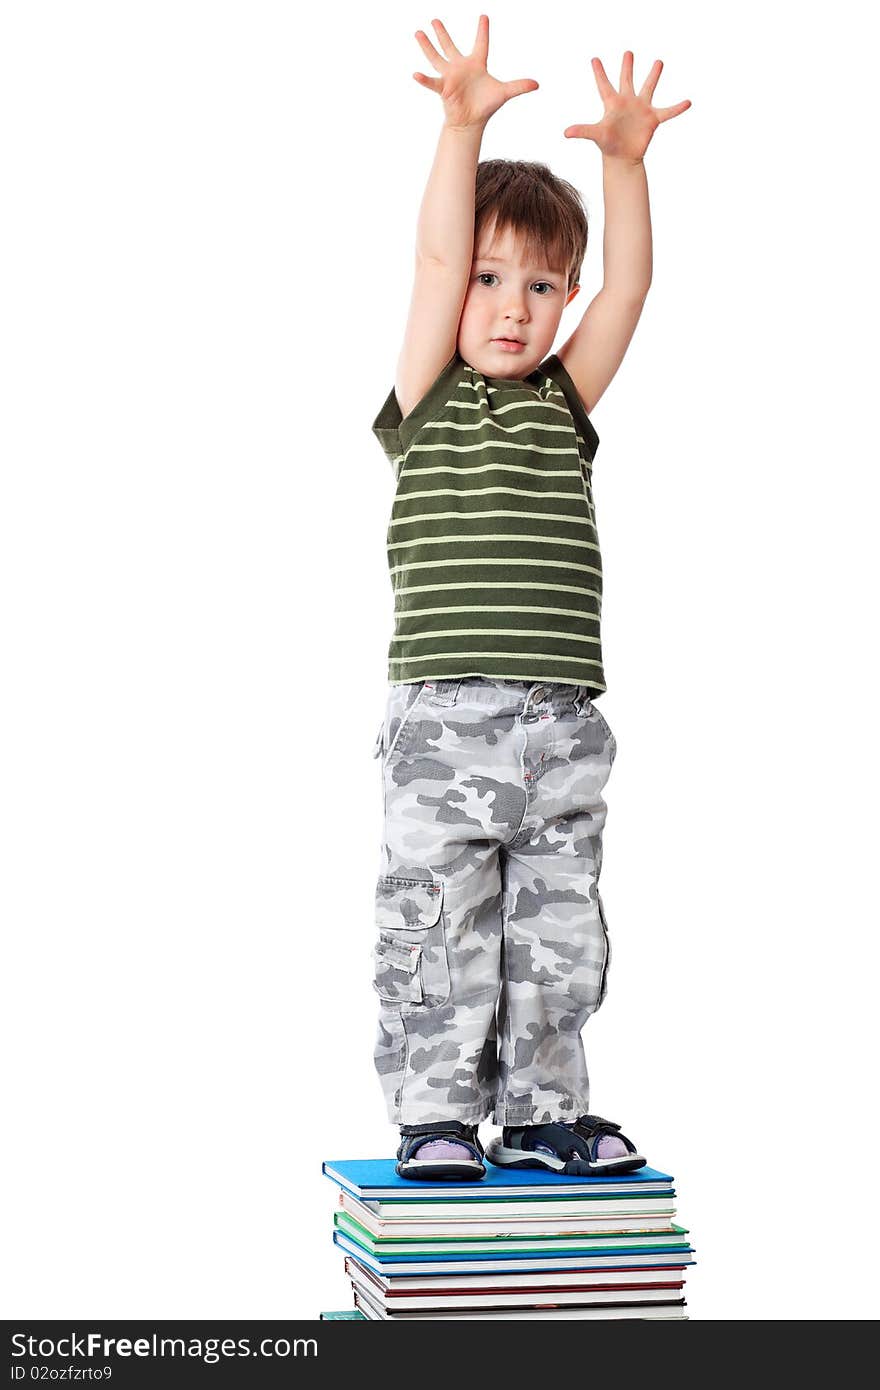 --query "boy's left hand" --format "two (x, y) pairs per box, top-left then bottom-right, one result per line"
(564, 51), (691, 161)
